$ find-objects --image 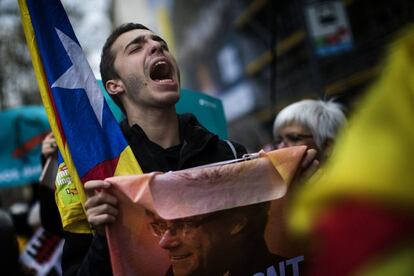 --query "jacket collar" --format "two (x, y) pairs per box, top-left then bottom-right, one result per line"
(120, 113), (218, 170)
